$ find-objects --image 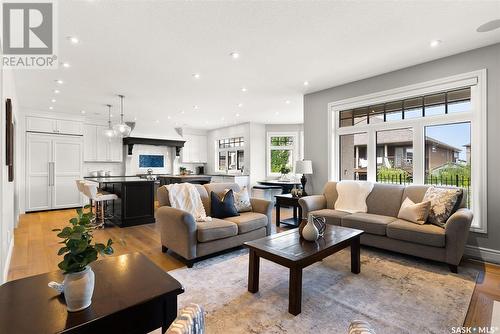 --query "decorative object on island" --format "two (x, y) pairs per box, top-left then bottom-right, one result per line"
(295, 160), (313, 196)
(179, 166), (187, 175)
(113, 94), (132, 137)
(103, 104), (115, 138)
(49, 206), (114, 312)
(279, 165), (291, 181)
(301, 213), (319, 241)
